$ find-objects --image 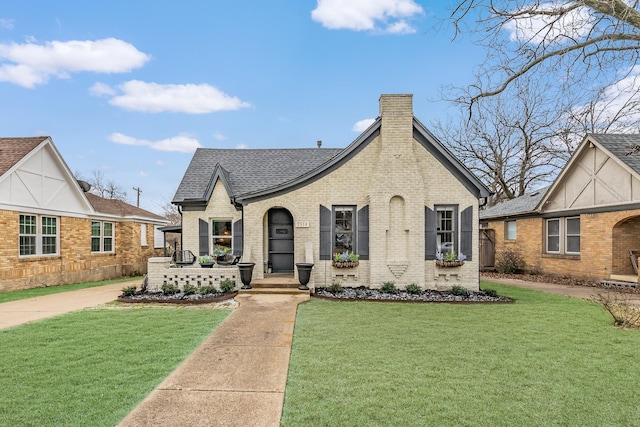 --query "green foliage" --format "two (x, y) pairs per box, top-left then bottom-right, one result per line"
(444, 251), (457, 262)
(495, 248), (525, 274)
(405, 283), (421, 294)
(482, 288), (498, 297)
(328, 282), (343, 293)
(161, 283), (178, 296)
(333, 253), (342, 262)
(182, 284), (197, 296)
(380, 281), (397, 293)
(198, 255), (214, 265)
(120, 285), (137, 297)
(348, 252), (360, 262)
(450, 285), (469, 296)
(220, 279), (236, 293)
(198, 285), (217, 295)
